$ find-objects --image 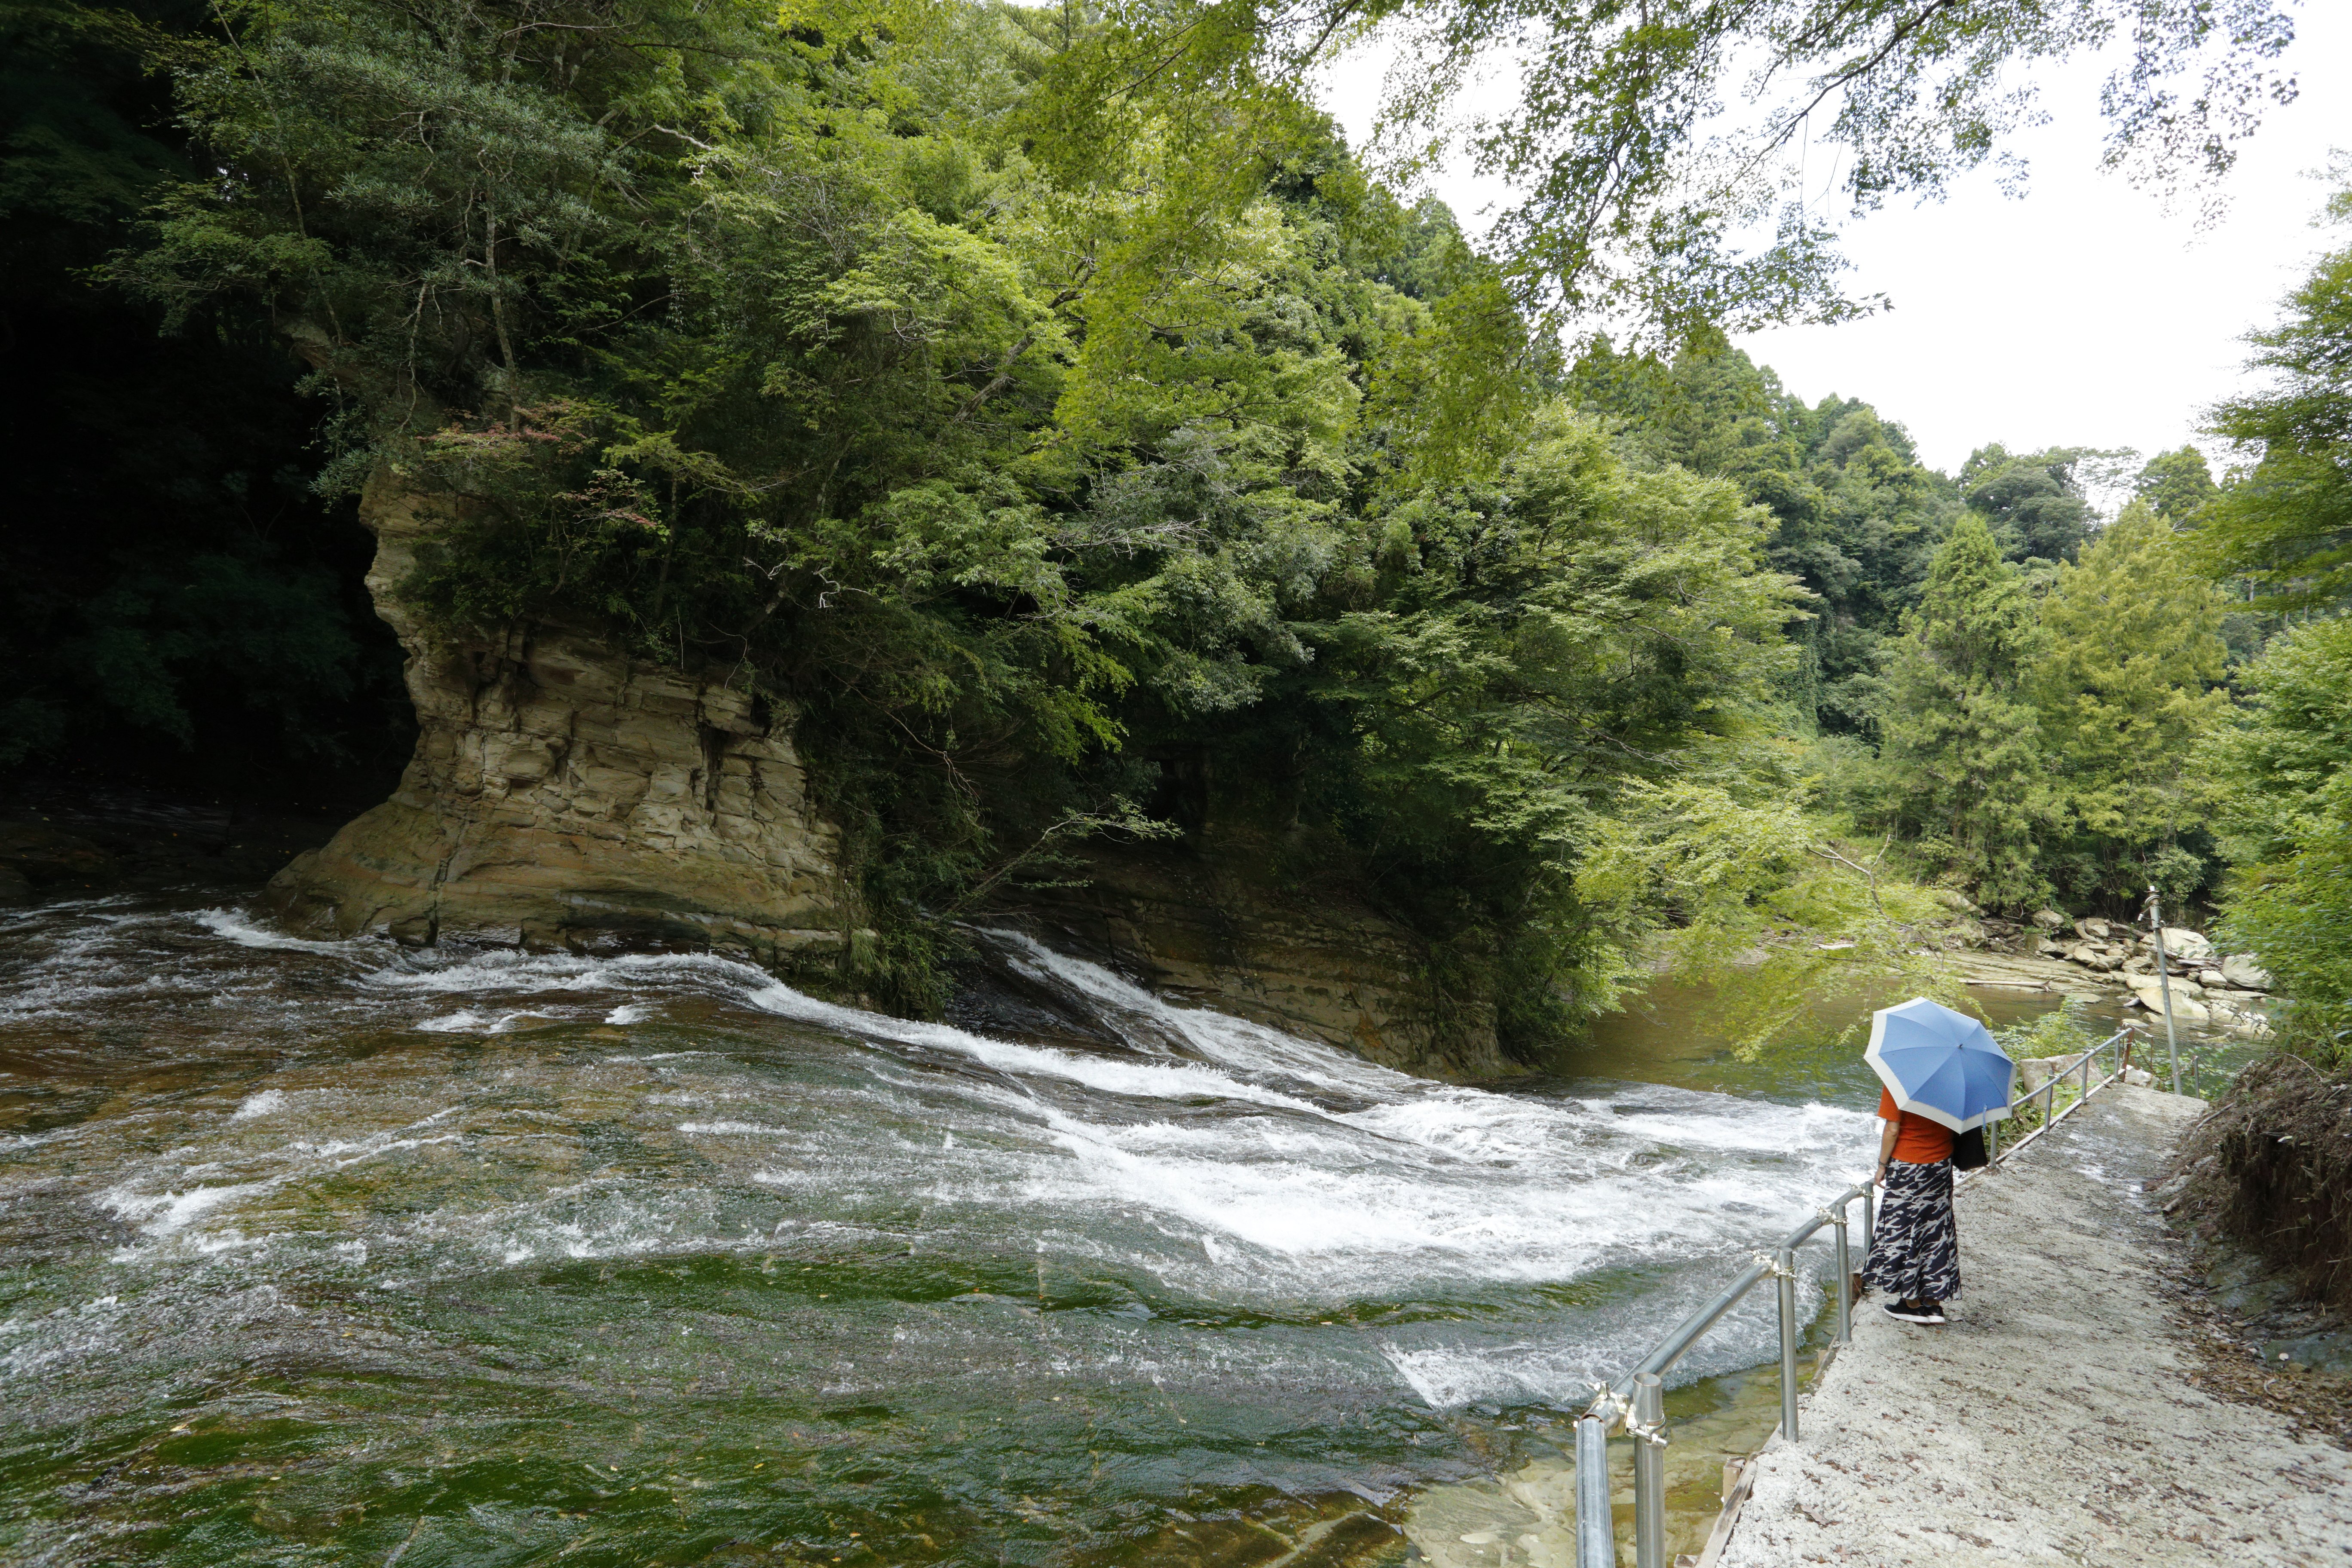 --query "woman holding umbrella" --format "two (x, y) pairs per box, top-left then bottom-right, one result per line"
(1861, 998), (2015, 1325)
